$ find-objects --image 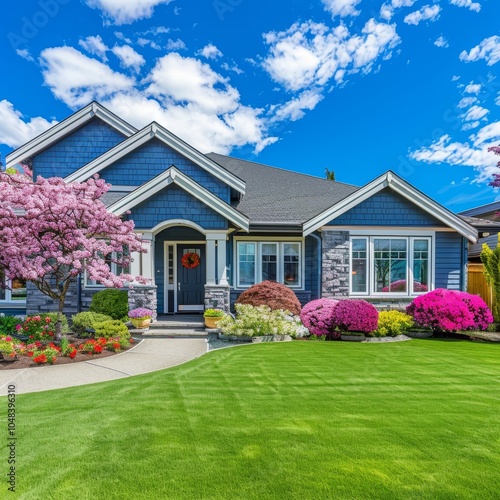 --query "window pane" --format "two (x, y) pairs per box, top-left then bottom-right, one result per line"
(238, 243), (255, 286)
(375, 239), (407, 292)
(11, 278), (26, 301)
(261, 243), (277, 281)
(283, 243), (300, 286)
(413, 239), (429, 293)
(0, 269), (5, 300)
(351, 239), (367, 293)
